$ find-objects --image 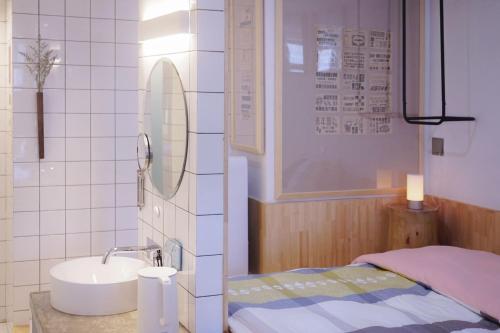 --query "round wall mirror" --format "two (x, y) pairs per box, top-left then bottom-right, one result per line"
(141, 58), (188, 199)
